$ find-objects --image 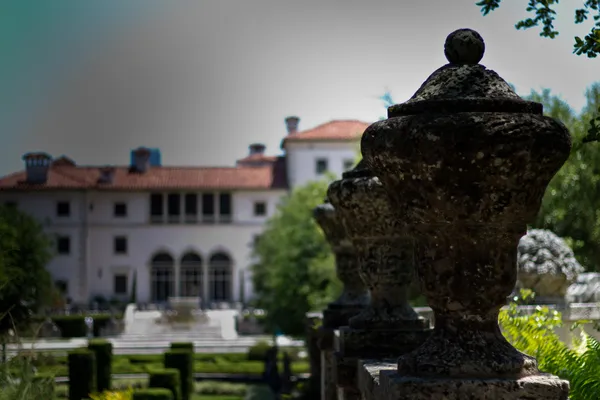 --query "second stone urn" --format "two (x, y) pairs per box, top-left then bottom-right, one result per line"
(313, 199), (370, 315)
(361, 27), (571, 396)
(327, 161), (428, 332)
